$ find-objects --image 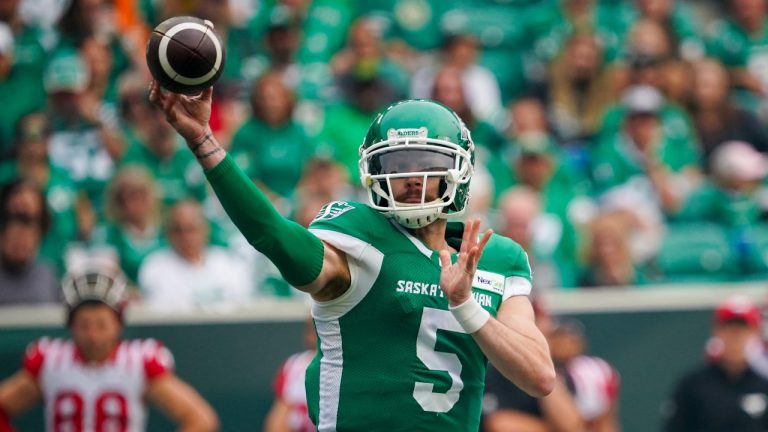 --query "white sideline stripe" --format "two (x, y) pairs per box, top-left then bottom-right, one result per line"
(542, 282), (768, 314)
(1, 283), (767, 327)
(309, 229), (384, 320)
(316, 319), (342, 432)
(0, 300), (311, 328)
